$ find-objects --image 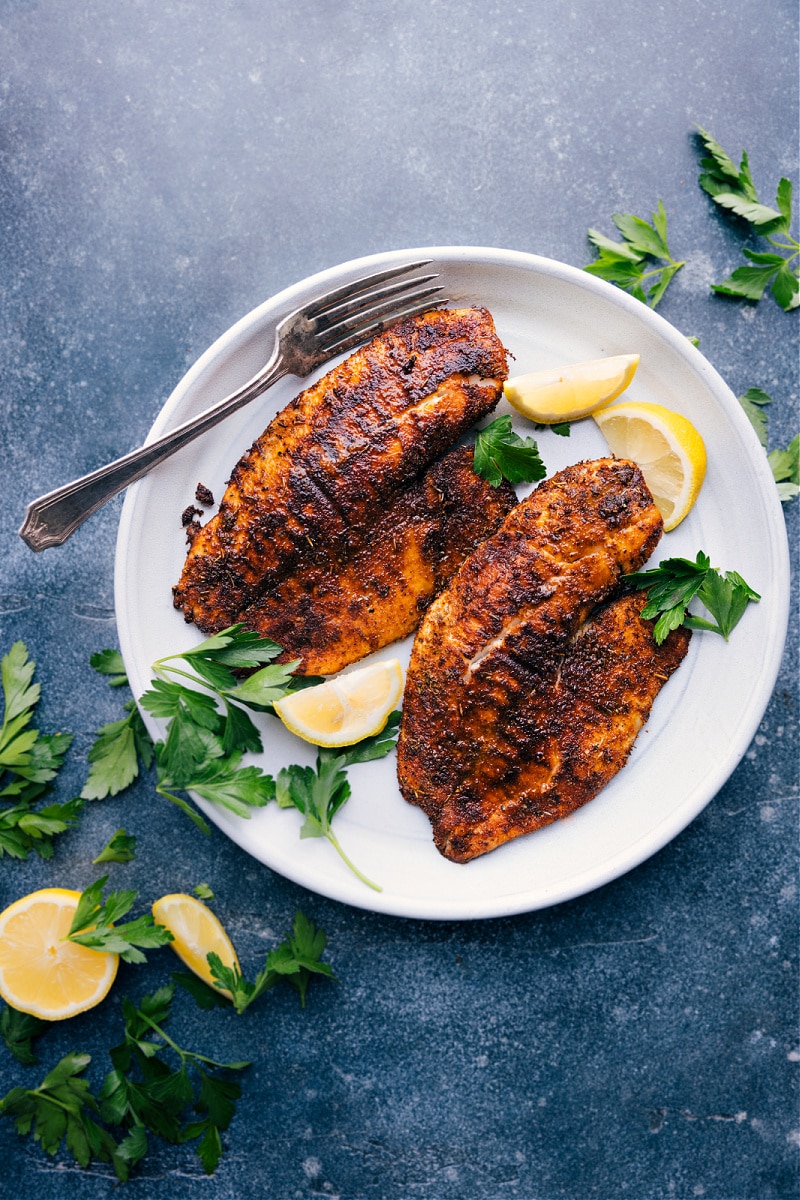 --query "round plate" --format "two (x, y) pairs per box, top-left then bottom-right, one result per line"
(115, 247), (790, 920)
